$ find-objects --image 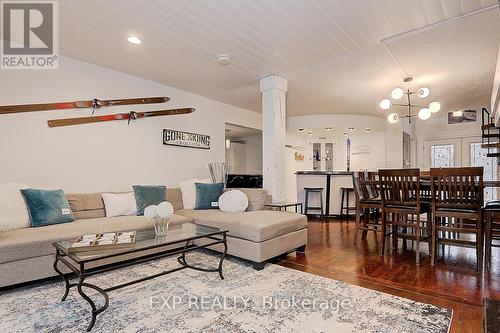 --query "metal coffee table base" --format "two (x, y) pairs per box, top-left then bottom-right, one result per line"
(53, 235), (227, 331)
